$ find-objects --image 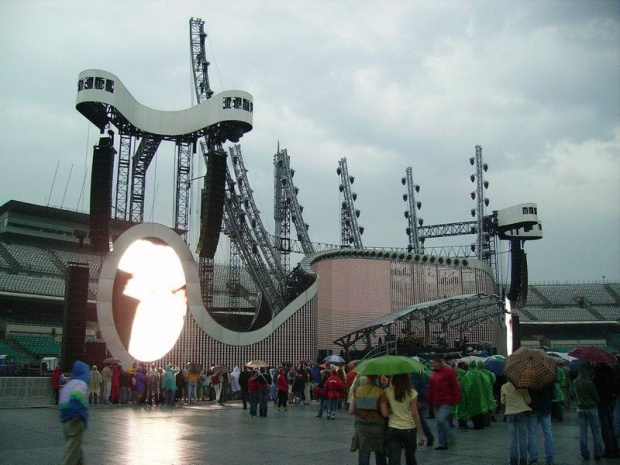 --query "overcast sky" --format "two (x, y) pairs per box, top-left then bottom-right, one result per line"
(1, 0), (618, 284)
